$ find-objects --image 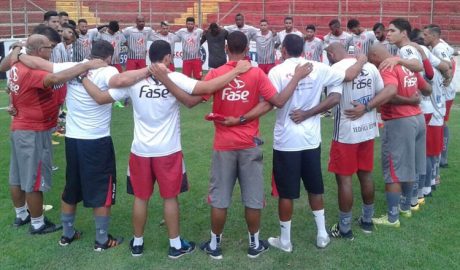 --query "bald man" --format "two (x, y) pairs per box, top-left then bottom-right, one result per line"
(123, 15), (155, 71)
(326, 43), (396, 238)
(368, 44), (431, 227)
